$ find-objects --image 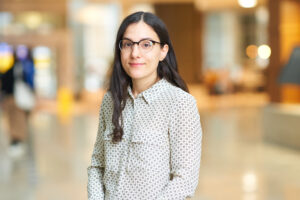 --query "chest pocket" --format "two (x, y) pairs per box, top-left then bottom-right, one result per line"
(127, 130), (170, 172)
(103, 129), (123, 173)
